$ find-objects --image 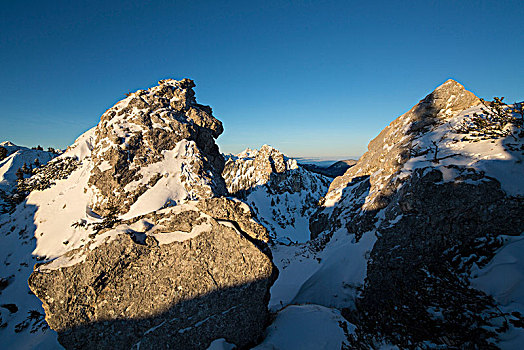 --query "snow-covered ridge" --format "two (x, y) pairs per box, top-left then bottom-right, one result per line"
(401, 104), (524, 196)
(0, 142), (56, 213)
(0, 143), (56, 192)
(223, 145), (330, 243)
